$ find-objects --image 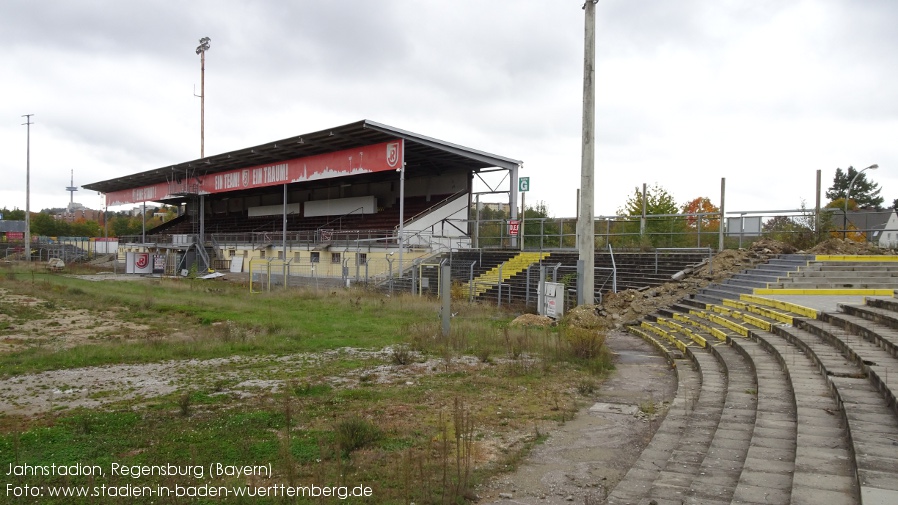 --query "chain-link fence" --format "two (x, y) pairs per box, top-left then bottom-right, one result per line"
(1, 237), (118, 263)
(468, 208), (897, 251)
